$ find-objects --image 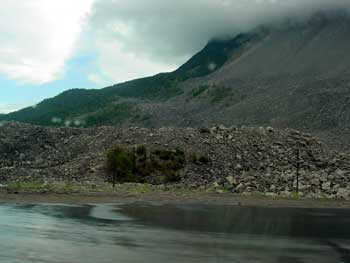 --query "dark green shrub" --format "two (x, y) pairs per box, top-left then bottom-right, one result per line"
(174, 148), (185, 156)
(158, 150), (173, 160)
(199, 128), (210, 133)
(106, 145), (135, 186)
(136, 145), (147, 156)
(191, 153), (210, 165)
(150, 148), (186, 183)
(191, 154), (198, 163)
(163, 170), (182, 183)
(107, 145), (186, 185)
(198, 155), (209, 164)
(192, 85), (209, 98)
